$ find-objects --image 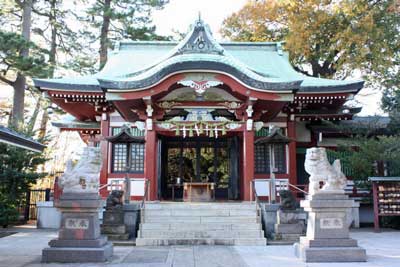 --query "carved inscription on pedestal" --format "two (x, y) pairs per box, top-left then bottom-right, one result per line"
(65, 218), (89, 230)
(320, 218), (343, 229)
